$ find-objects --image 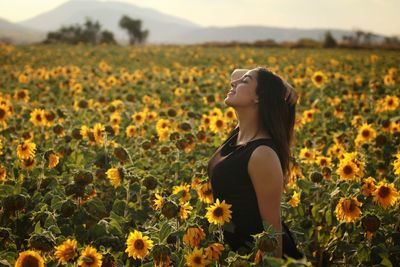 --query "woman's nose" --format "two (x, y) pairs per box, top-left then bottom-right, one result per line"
(230, 80), (237, 87)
